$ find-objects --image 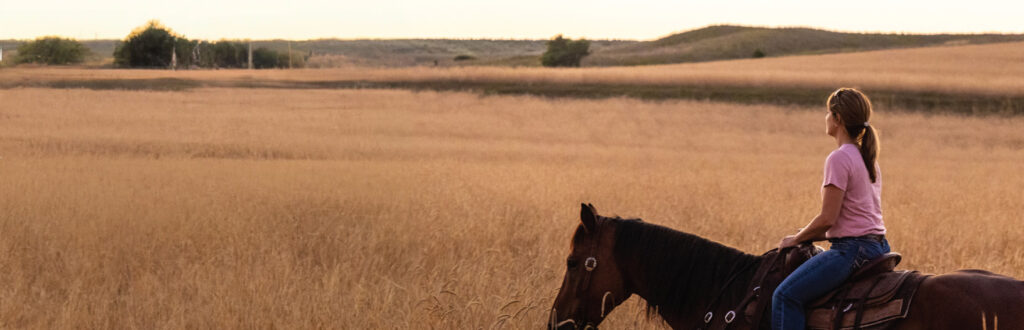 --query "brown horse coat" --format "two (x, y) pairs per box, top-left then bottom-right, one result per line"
(550, 204), (1024, 330)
